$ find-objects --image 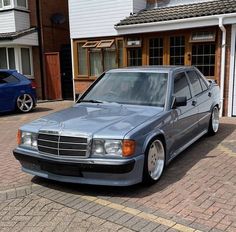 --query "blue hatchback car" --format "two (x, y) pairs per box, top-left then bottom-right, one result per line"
(0, 70), (37, 113)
